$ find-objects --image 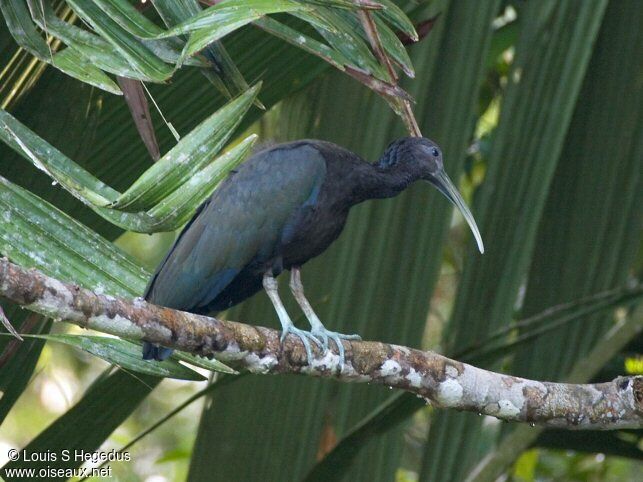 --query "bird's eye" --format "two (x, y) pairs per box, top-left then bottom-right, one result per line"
(431, 147), (439, 157)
